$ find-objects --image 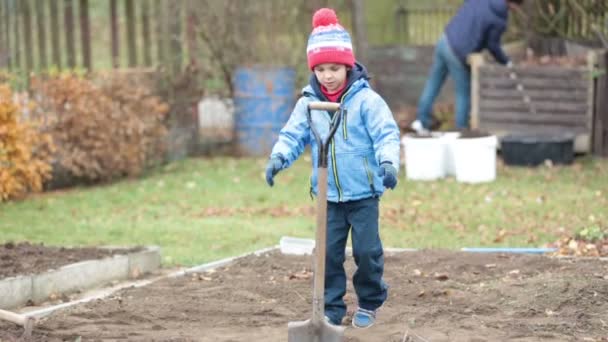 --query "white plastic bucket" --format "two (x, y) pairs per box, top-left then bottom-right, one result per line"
(402, 133), (447, 181)
(452, 135), (498, 183)
(441, 132), (461, 176)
